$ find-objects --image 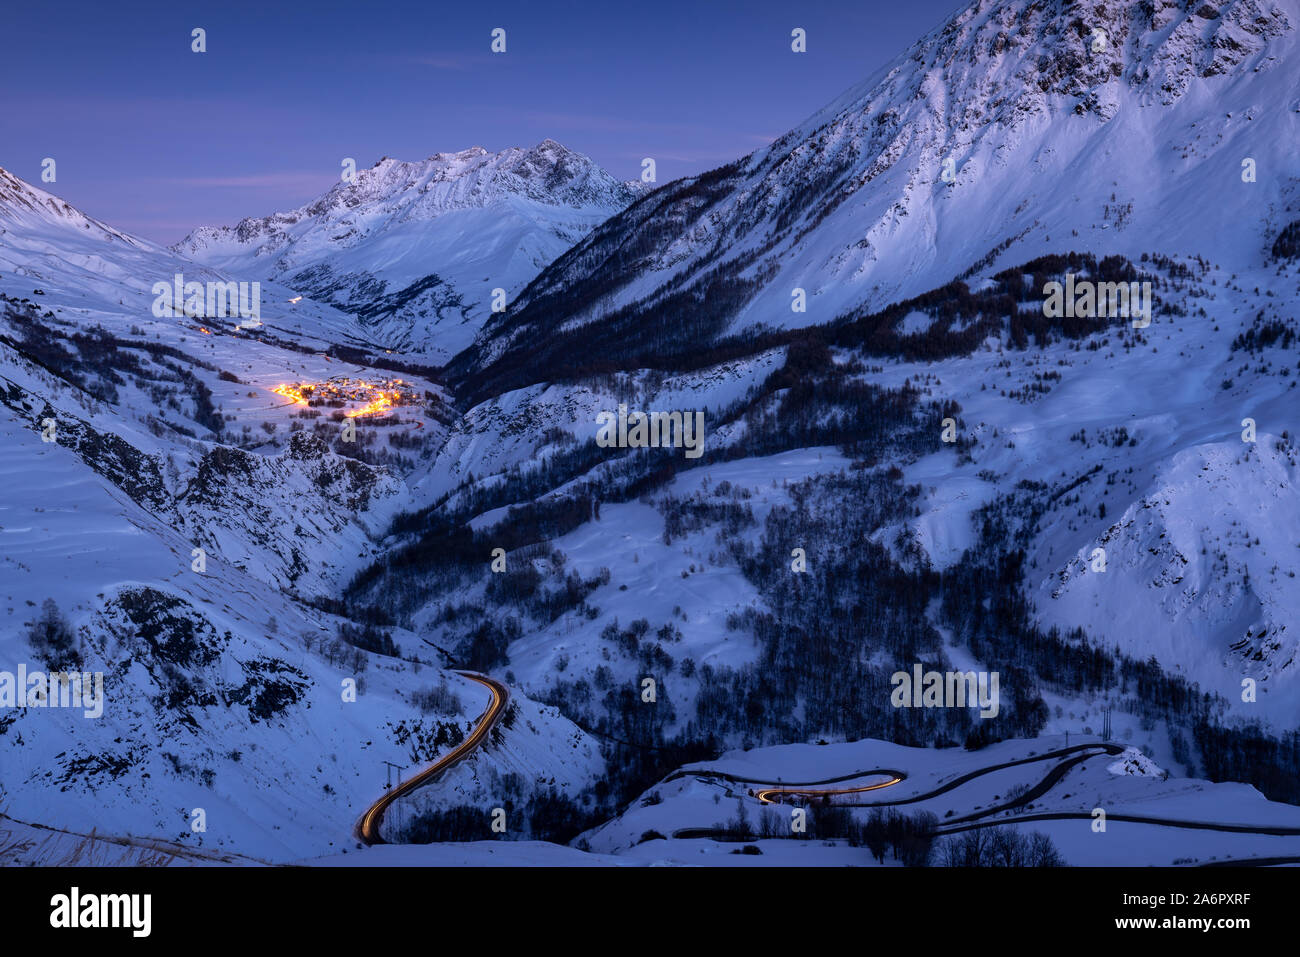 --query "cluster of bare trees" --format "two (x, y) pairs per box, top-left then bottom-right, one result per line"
(937, 827), (1064, 867)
